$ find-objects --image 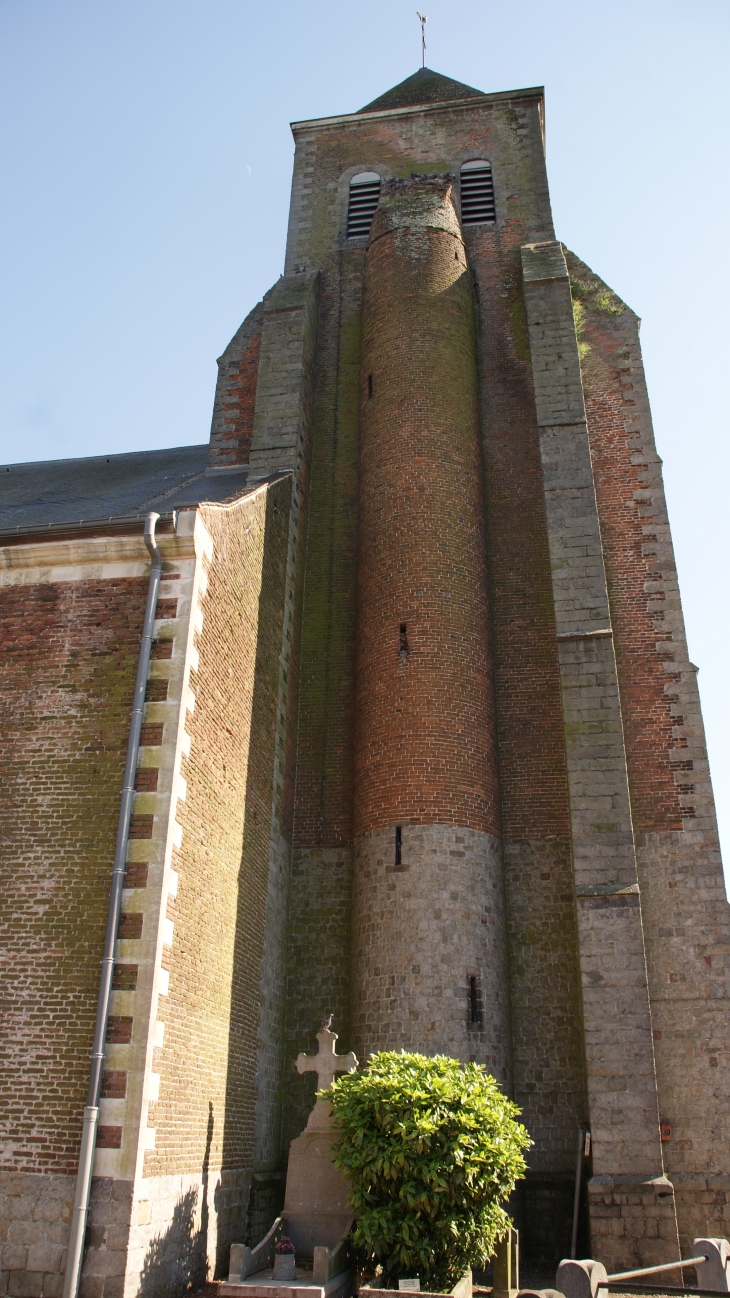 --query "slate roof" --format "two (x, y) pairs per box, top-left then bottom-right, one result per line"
(359, 67), (484, 113)
(0, 444), (253, 537)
